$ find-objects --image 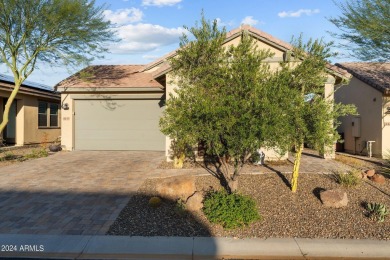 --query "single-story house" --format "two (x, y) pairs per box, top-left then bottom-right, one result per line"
(335, 63), (390, 158)
(56, 25), (350, 160)
(0, 74), (61, 146)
